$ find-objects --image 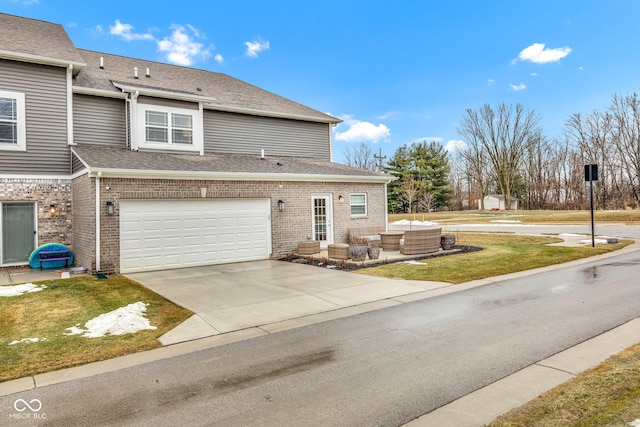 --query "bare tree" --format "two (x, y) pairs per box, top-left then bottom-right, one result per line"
(610, 92), (640, 207)
(418, 190), (437, 213)
(343, 143), (378, 171)
(458, 103), (541, 210)
(456, 134), (490, 209)
(564, 110), (614, 209)
(398, 179), (421, 214)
